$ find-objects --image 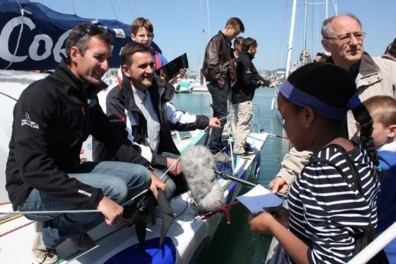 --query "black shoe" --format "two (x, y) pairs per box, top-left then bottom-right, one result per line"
(244, 143), (255, 152)
(235, 151), (254, 157)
